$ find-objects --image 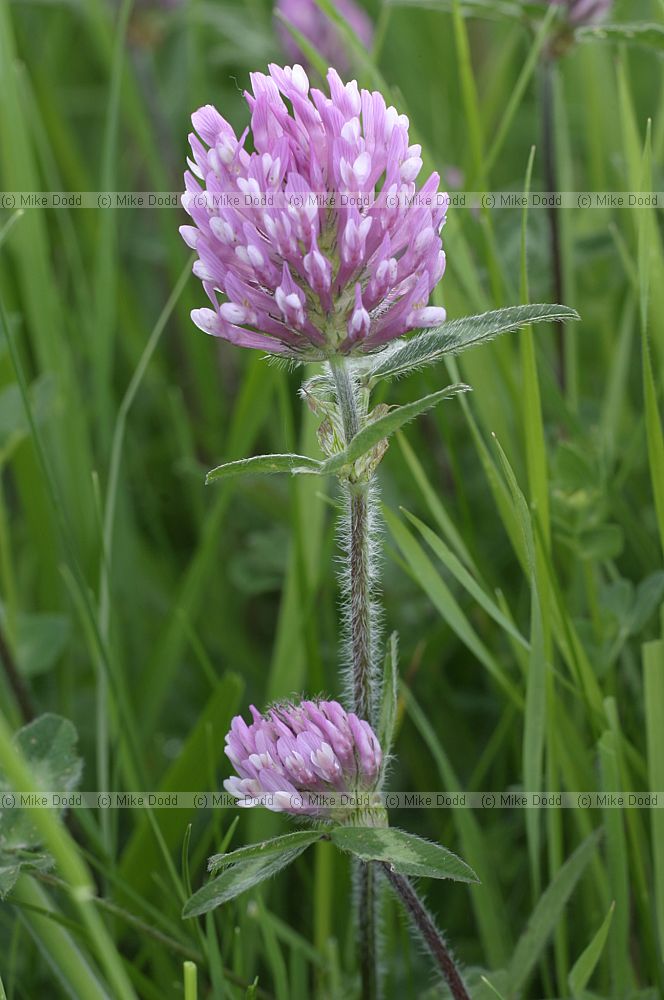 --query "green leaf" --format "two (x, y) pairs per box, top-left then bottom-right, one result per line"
(630, 572), (664, 634)
(9, 877), (110, 999)
(397, 432), (475, 570)
(576, 23), (664, 53)
(506, 829), (602, 995)
(0, 374), (55, 464)
(13, 715), (82, 795)
(643, 335), (664, 561)
(377, 632), (399, 757)
(119, 673), (244, 903)
(330, 826), (478, 883)
(476, 973), (509, 999)
(322, 384), (470, 476)
(644, 638), (664, 961)
(366, 304), (580, 382)
(0, 714), (83, 851)
(0, 208), (24, 251)
(402, 688), (511, 967)
(183, 836), (318, 917)
(385, 0), (544, 22)
(401, 508), (528, 652)
(577, 524), (624, 561)
(0, 848), (53, 900)
(384, 506), (523, 706)
(568, 901), (615, 999)
(0, 384), (26, 457)
(597, 732), (629, 996)
(15, 613), (71, 677)
(206, 453), (323, 484)
(207, 831), (323, 875)
(0, 603), (71, 678)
